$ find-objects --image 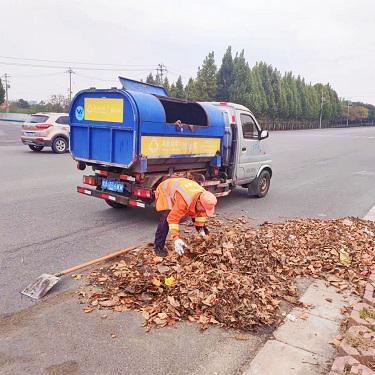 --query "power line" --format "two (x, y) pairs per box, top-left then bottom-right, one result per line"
(0, 61), (155, 72)
(167, 69), (188, 80)
(74, 72), (118, 83)
(0, 55), (156, 68)
(10, 71), (66, 78)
